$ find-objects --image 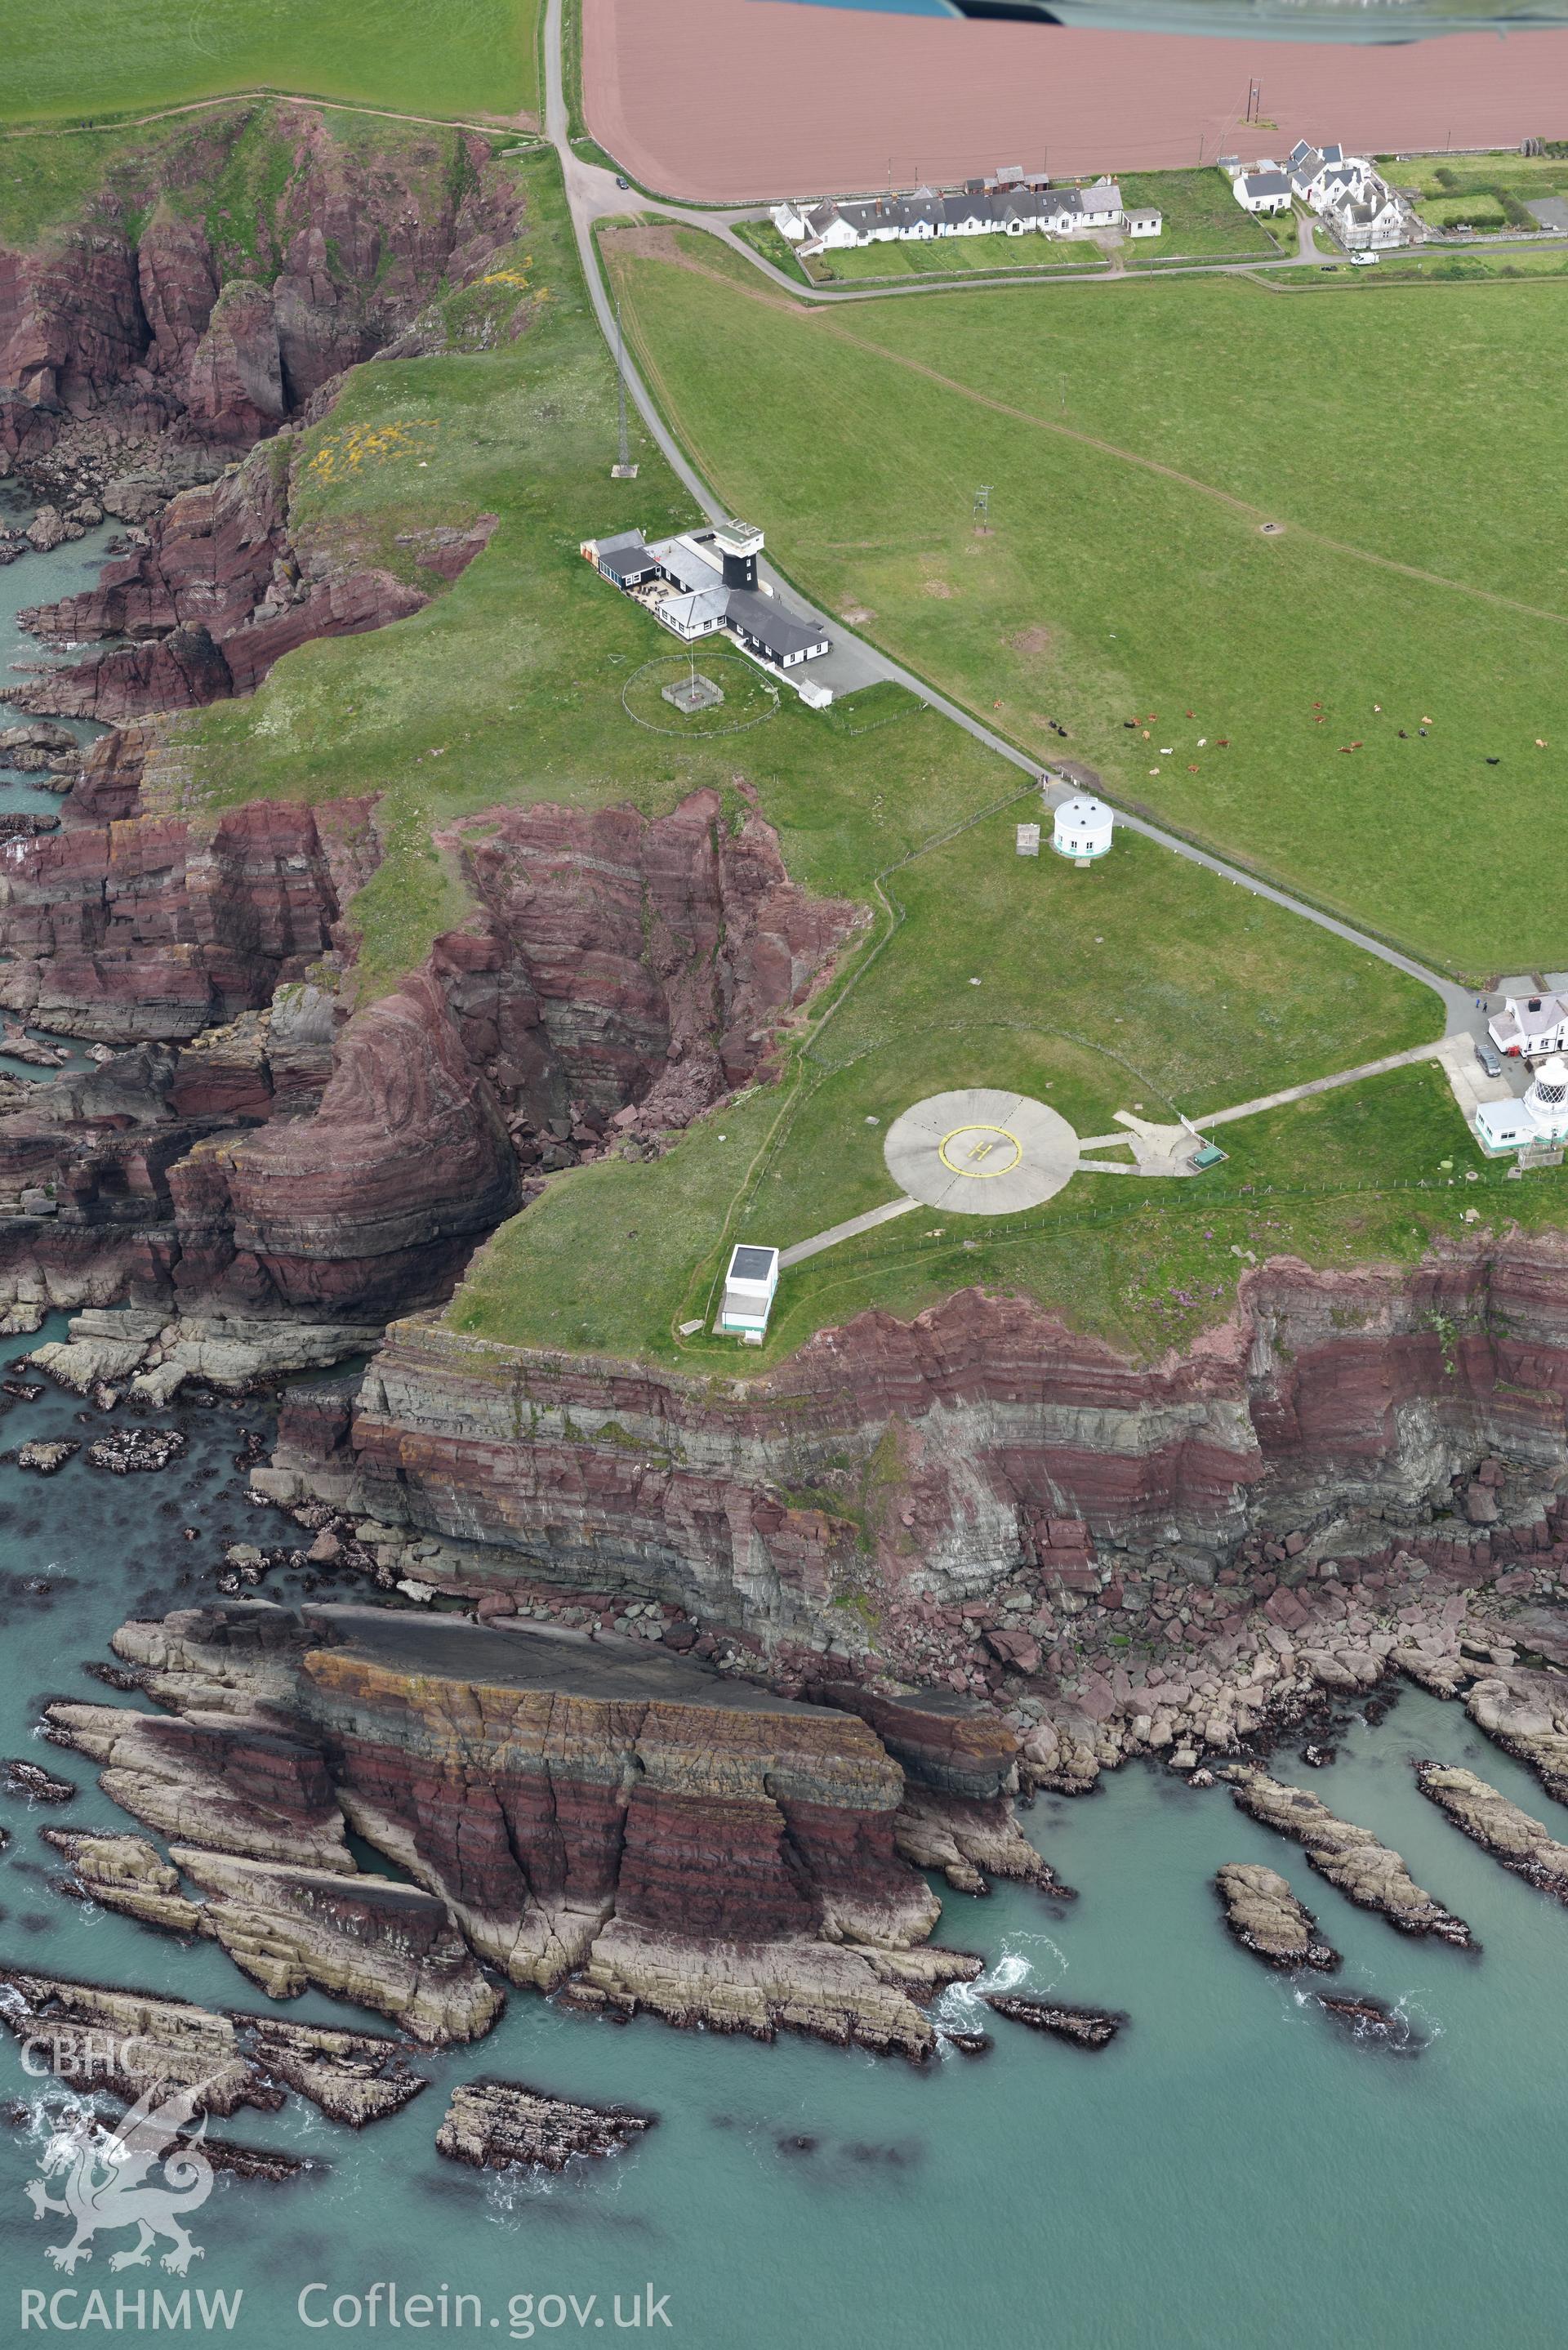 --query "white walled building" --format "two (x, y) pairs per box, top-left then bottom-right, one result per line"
(1476, 1054), (1568, 1156)
(773, 169), (1126, 260)
(582, 523), (831, 671)
(1489, 992), (1568, 1059)
(1283, 139), (1418, 251)
(719, 1243), (780, 1341)
(1125, 208), (1163, 239)
(1052, 795), (1115, 861)
(1234, 169), (1293, 216)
